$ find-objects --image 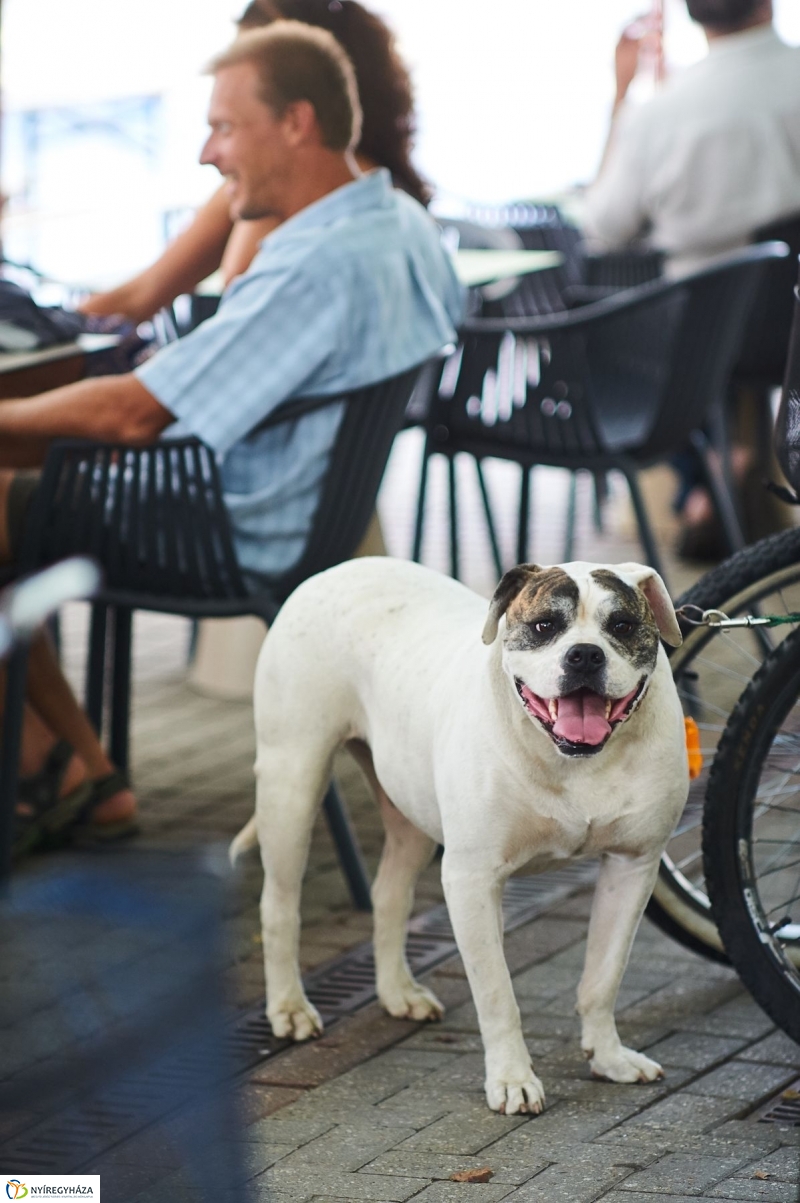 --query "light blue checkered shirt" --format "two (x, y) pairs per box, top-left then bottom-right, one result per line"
(136, 169), (464, 581)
